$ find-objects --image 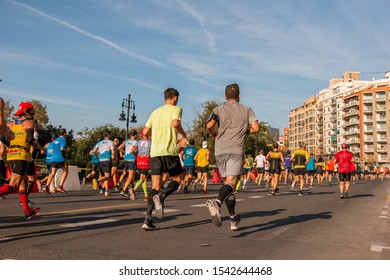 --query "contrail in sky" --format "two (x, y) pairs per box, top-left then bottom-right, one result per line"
(7, 0), (165, 68)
